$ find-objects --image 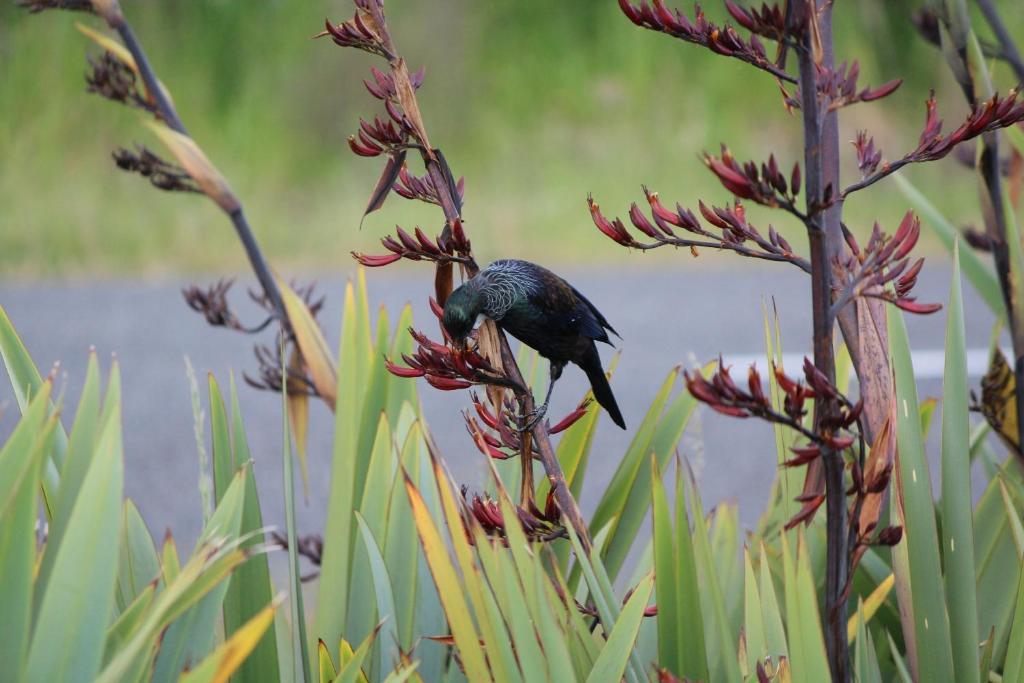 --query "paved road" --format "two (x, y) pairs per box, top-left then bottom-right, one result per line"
(0, 263), (997, 549)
